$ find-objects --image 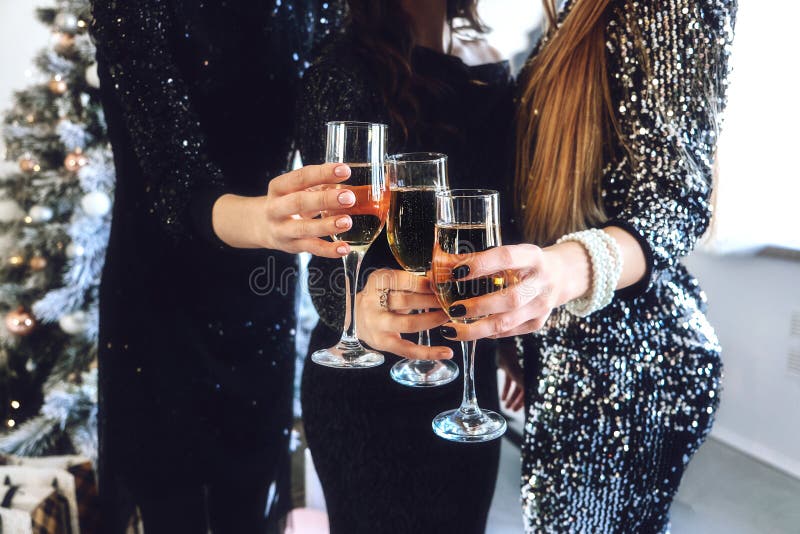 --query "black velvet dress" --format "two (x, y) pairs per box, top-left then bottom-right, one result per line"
(296, 38), (515, 534)
(90, 1), (343, 531)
